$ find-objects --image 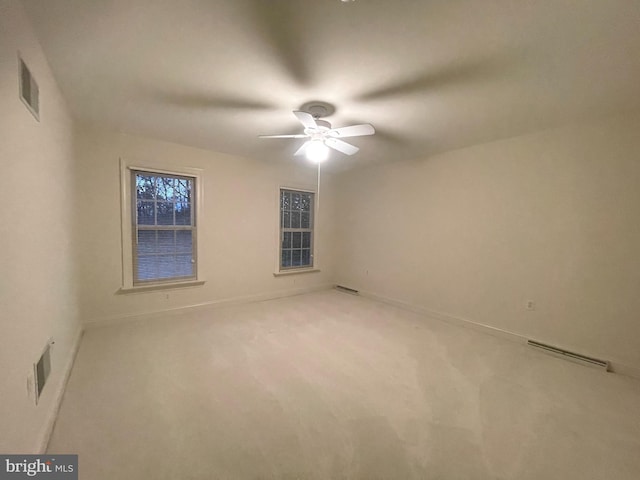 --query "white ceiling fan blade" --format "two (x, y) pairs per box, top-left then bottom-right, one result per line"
(294, 141), (310, 156)
(325, 138), (359, 155)
(293, 111), (318, 129)
(258, 134), (308, 138)
(328, 124), (375, 138)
